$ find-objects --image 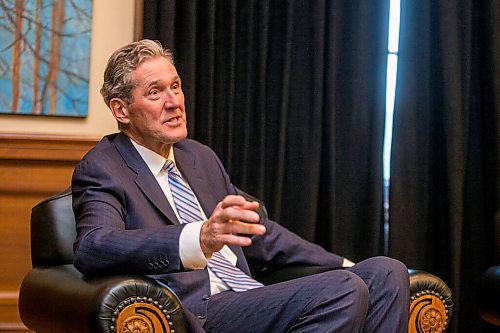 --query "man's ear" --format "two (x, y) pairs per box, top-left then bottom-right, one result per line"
(109, 98), (130, 125)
